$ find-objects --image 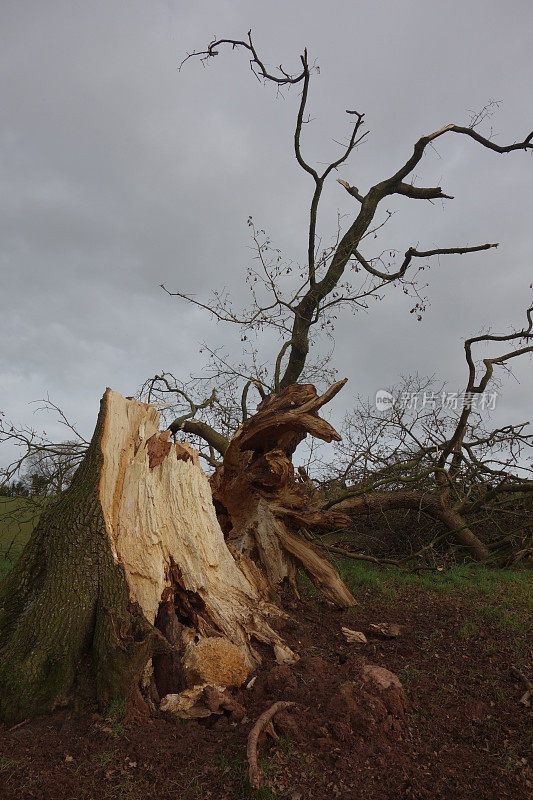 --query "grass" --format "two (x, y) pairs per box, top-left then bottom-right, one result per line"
(335, 559), (532, 603)
(0, 756), (22, 773)
(105, 698), (126, 739)
(335, 560), (531, 629)
(298, 558), (531, 655)
(458, 620), (479, 639)
(216, 751), (277, 799)
(398, 666), (421, 686)
(0, 496), (41, 578)
(93, 752), (116, 767)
